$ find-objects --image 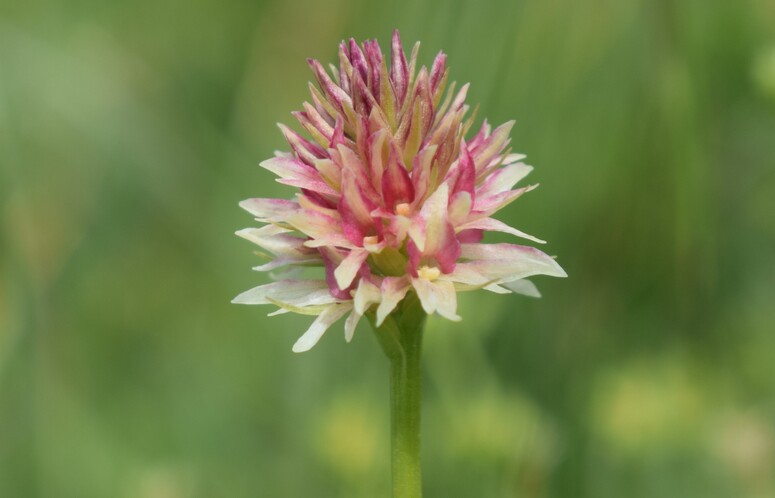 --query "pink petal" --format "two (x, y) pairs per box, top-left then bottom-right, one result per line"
(338, 177), (378, 245)
(382, 142), (415, 209)
(456, 229), (483, 243)
(337, 42), (353, 94)
(278, 123), (326, 166)
(307, 58), (353, 113)
(261, 156), (338, 197)
(447, 140), (475, 201)
(330, 115), (345, 148)
(390, 29), (409, 105)
(470, 120), (514, 172)
(467, 120), (491, 151)
(410, 144), (438, 205)
(348, 38), (369, 83)
(363, 39), (383, 98)
(429, 51), (447, 93)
